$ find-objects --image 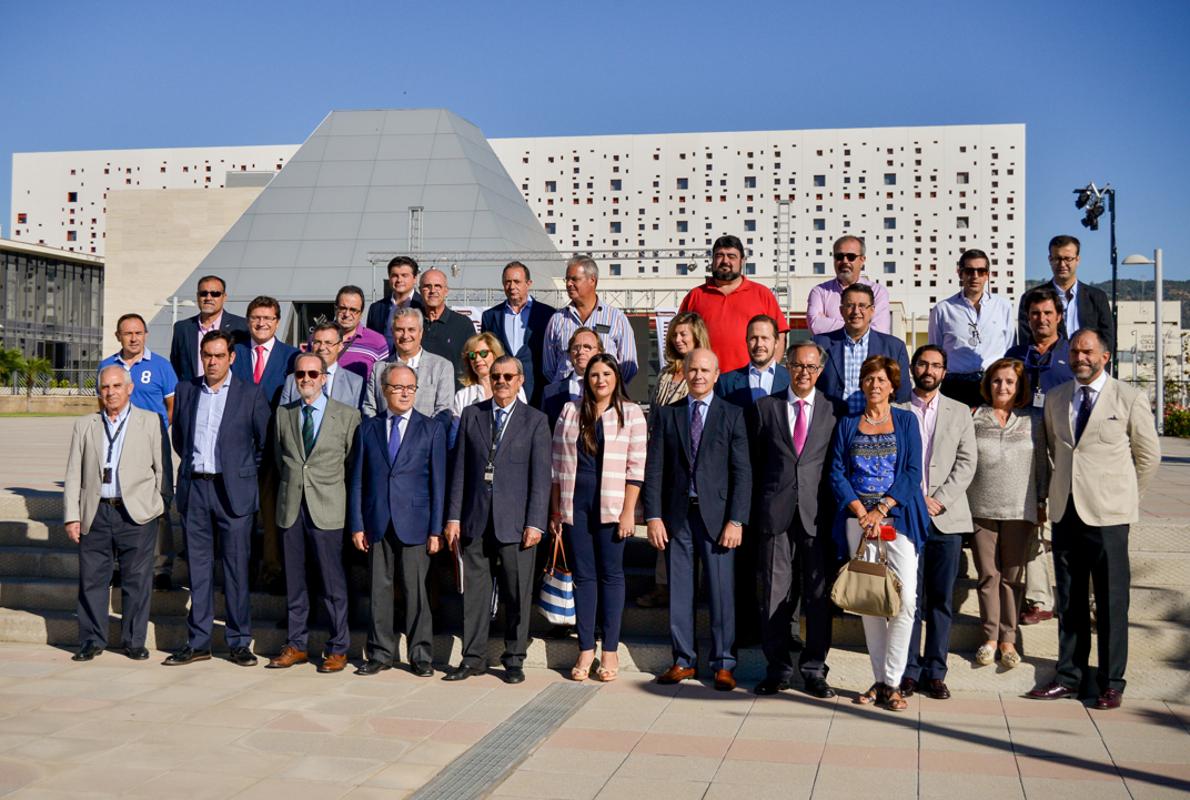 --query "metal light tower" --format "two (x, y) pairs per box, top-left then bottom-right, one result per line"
(1073, 183), (1117, 372)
